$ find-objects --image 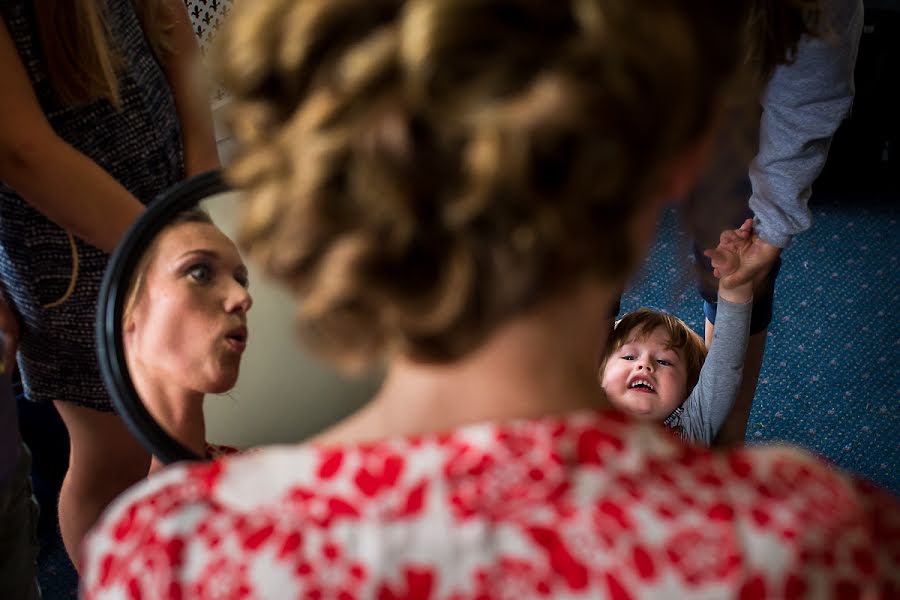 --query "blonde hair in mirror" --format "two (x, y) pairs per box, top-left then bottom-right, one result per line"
(213, 0), (755, 371)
